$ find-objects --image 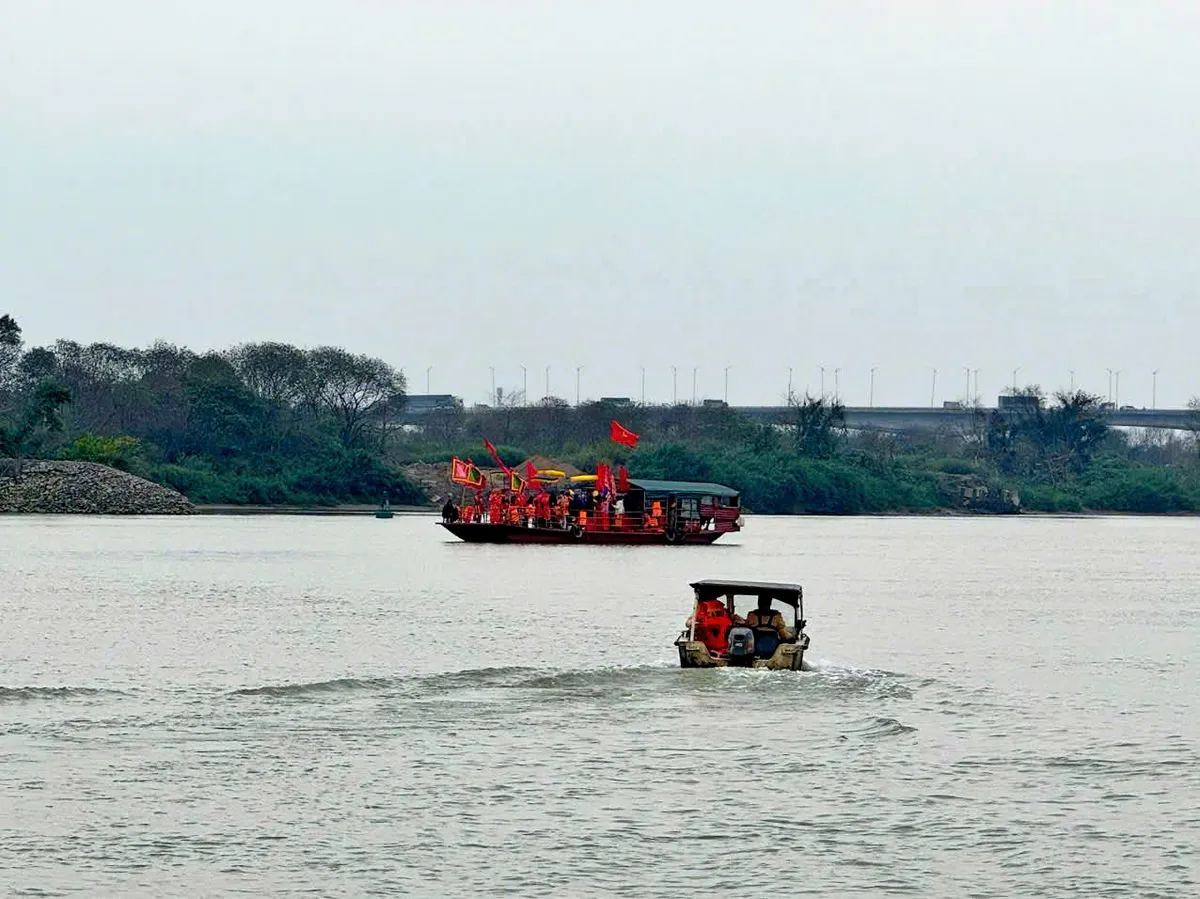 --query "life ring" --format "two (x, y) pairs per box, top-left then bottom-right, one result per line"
(569, 524), (584, 540)
(665, 527), (684, 544)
